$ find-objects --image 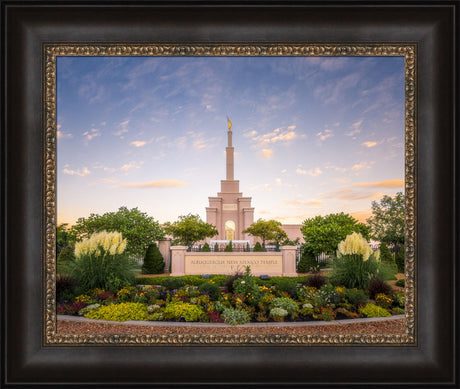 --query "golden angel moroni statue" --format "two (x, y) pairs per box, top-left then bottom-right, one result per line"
(226, 116), (232, 132)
